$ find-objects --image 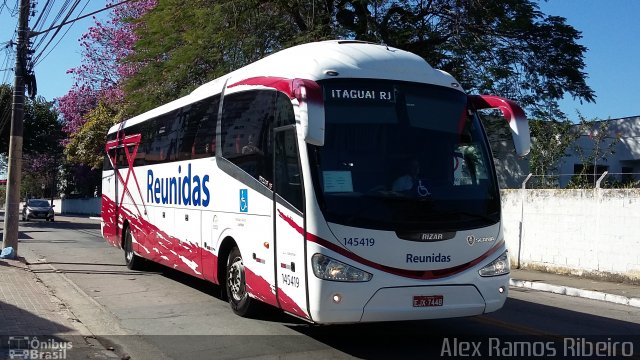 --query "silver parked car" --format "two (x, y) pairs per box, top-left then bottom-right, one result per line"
(22, 199), (55, 222)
